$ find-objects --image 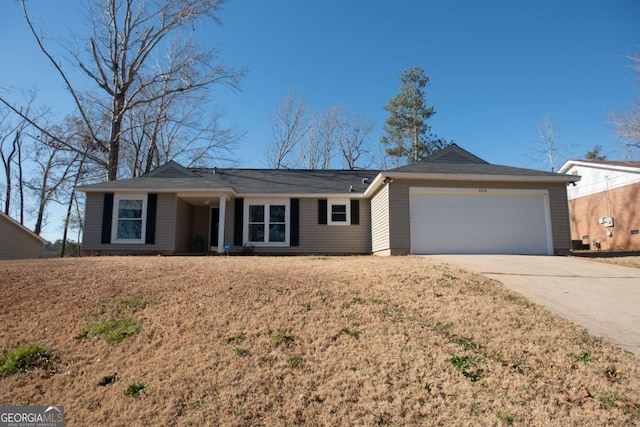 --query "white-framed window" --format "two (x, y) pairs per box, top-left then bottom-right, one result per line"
(244, 199), (290, 246)
(328, 199), (351, 225)
(112, 194), (147, 243)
